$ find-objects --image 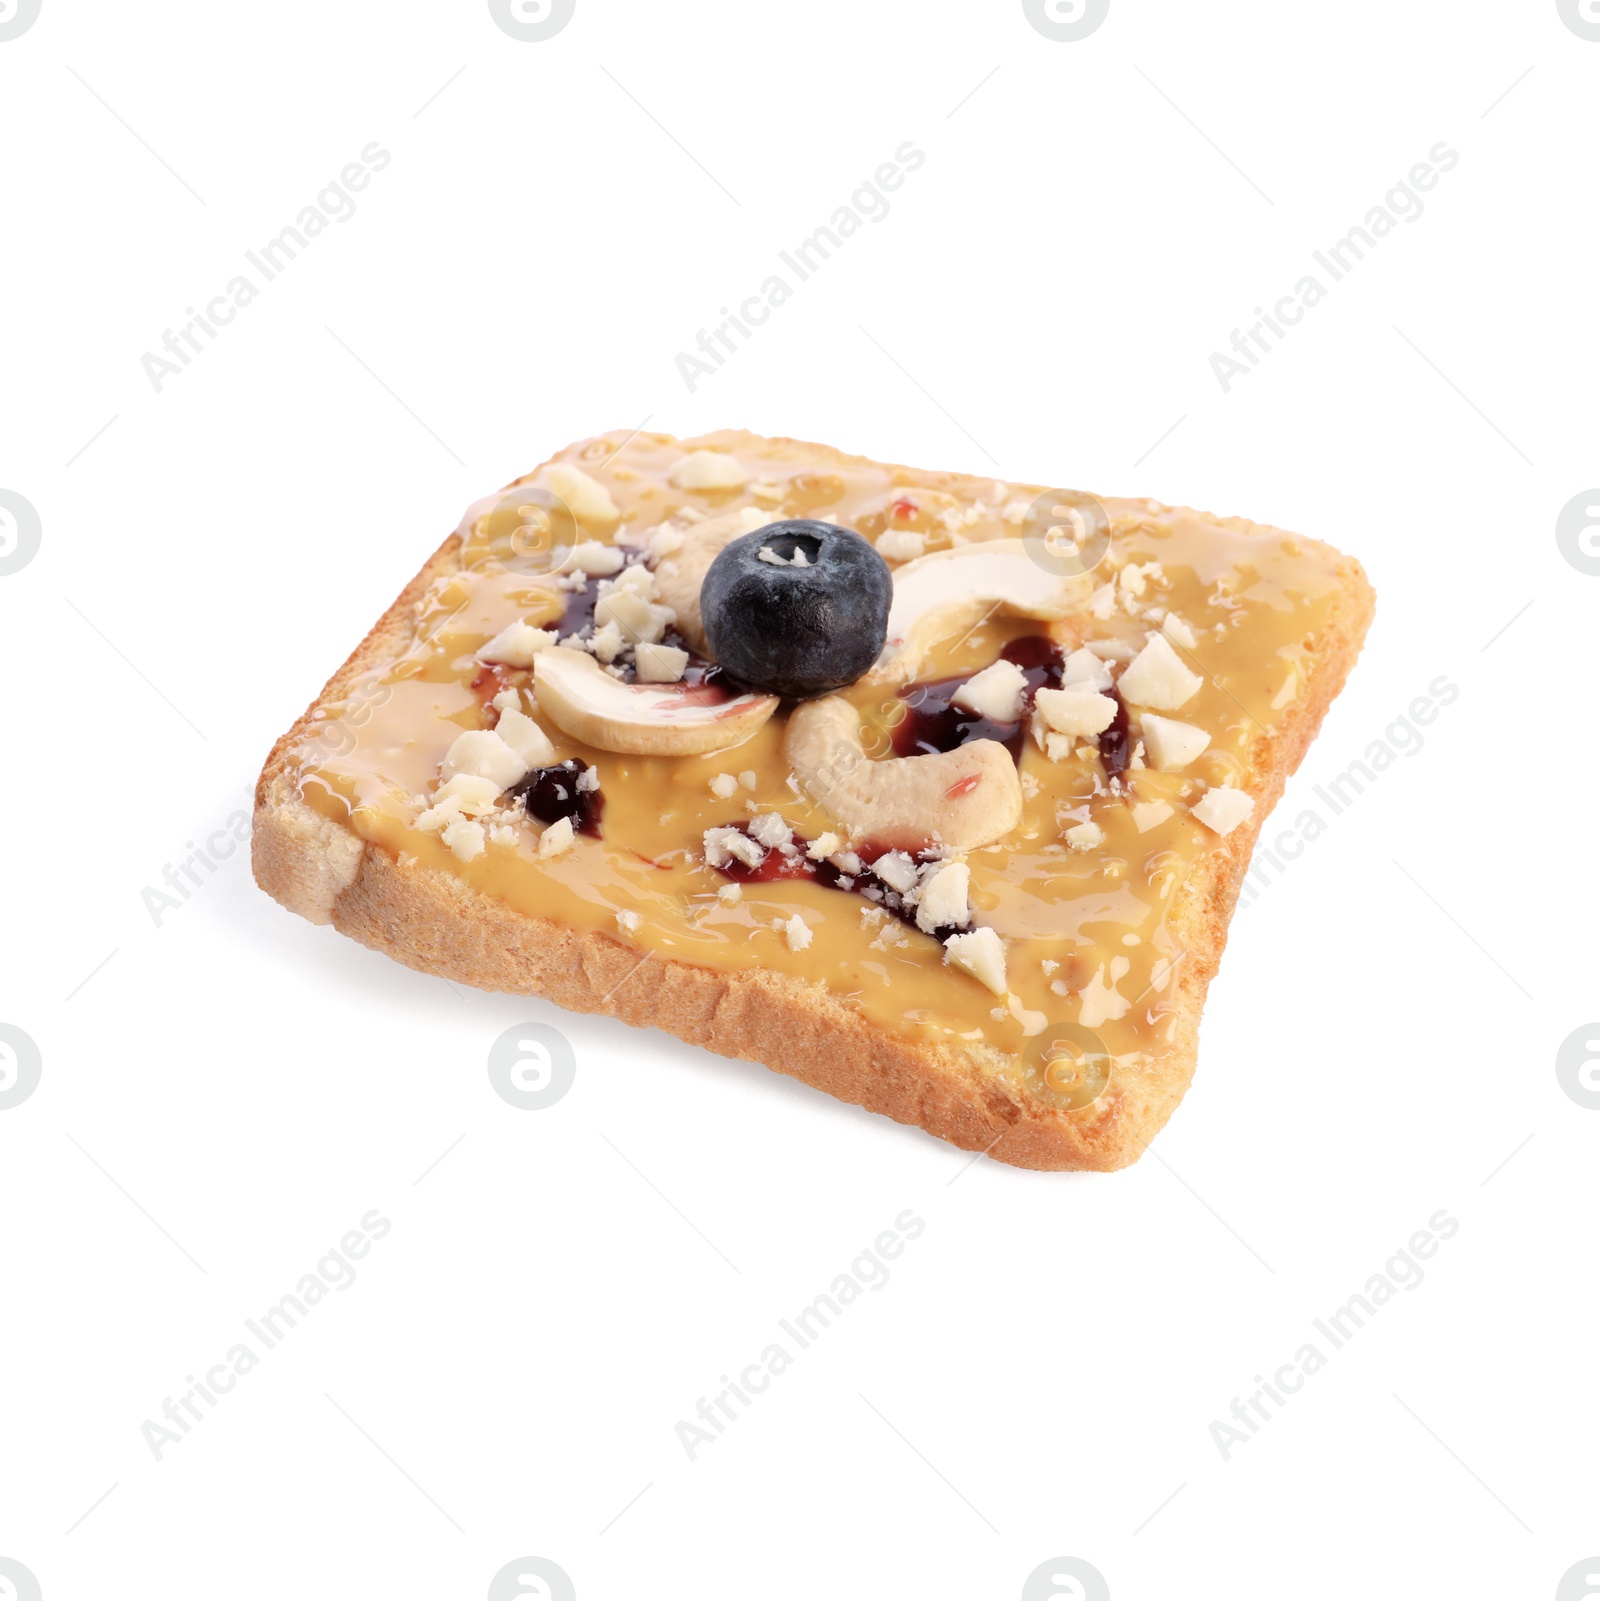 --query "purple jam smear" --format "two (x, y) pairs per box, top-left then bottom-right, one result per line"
(554, 562), (752, 693)
(509, 759), (604, 838)
(709, 824), (965, 941)
(1097, 687), (1132, 779)
(892, 635), (1064, 763)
